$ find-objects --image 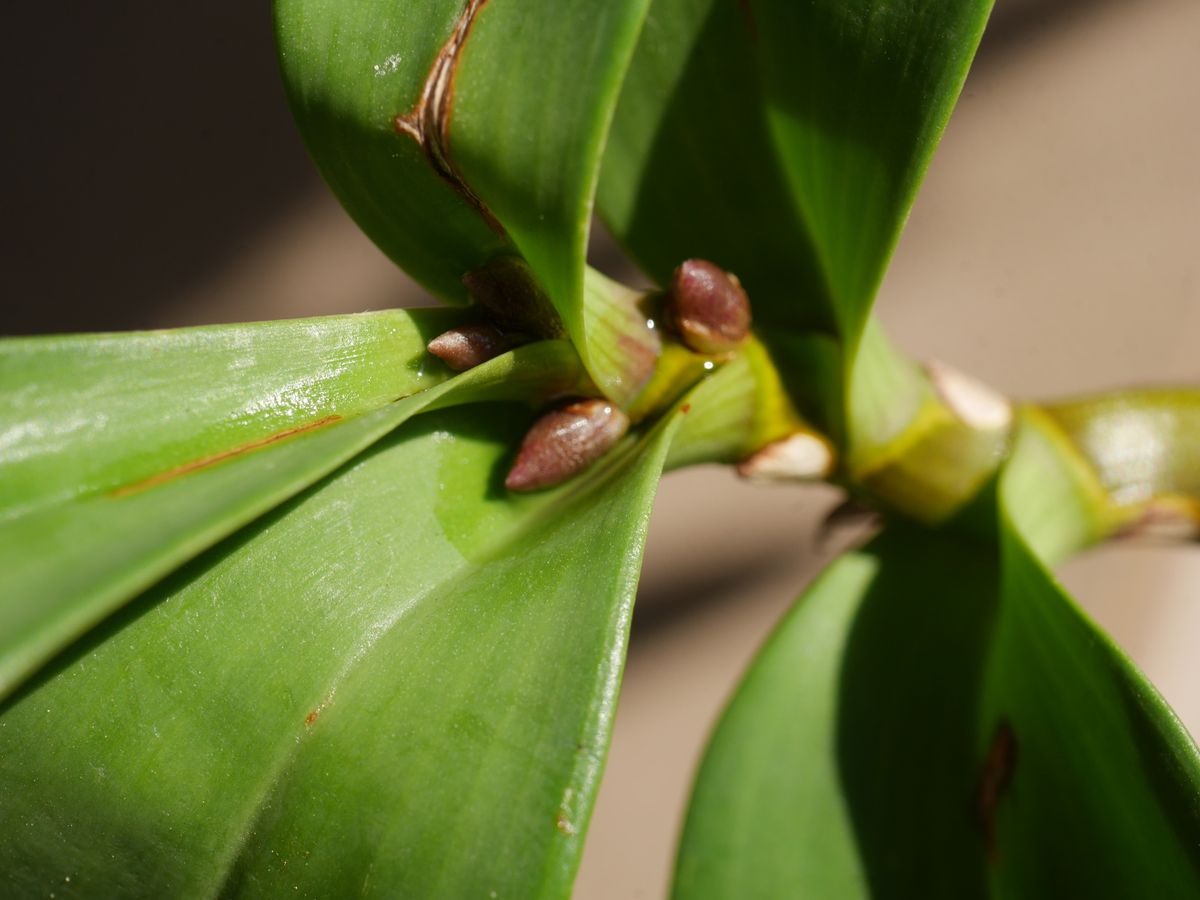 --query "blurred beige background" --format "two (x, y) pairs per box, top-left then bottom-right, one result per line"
(3, 1), (1196, 897)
